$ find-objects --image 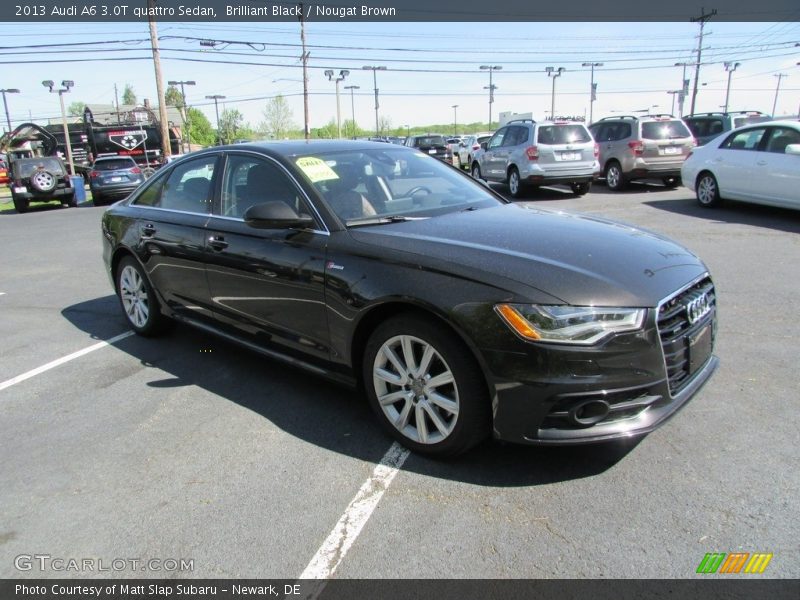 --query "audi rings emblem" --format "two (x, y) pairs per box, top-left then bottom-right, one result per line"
(686, 293), (712, 324)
